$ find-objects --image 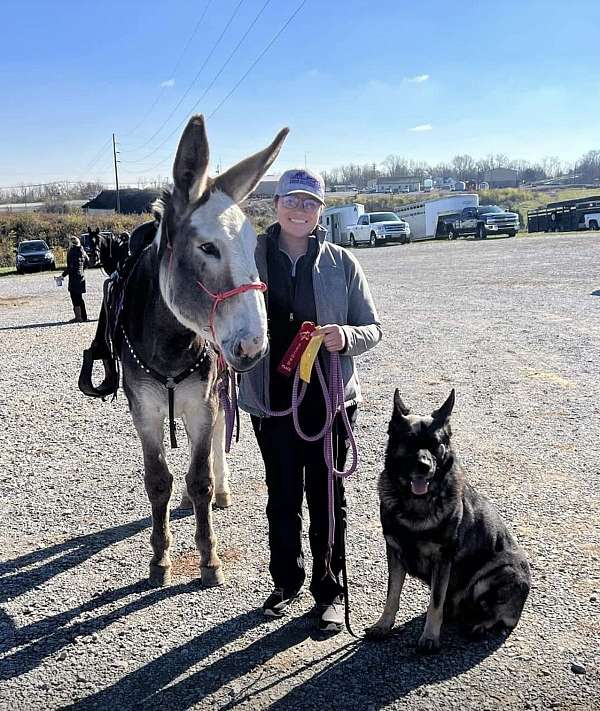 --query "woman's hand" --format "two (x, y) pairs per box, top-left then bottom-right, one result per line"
(316, 324), (346, 352)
